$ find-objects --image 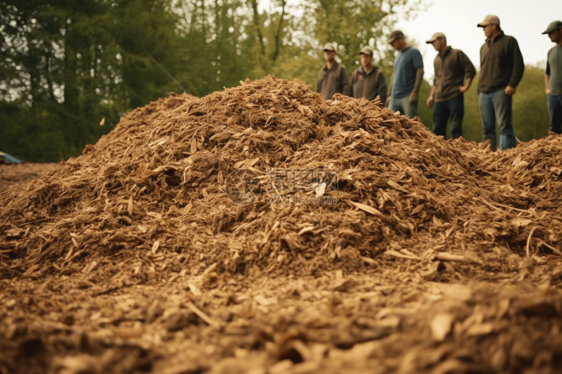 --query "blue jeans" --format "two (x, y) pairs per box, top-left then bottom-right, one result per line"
(390, 94), (418, 119)
(433, 95), (464, 139)
(548, 95), (562, 134)
(479, 88), (516, 151)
